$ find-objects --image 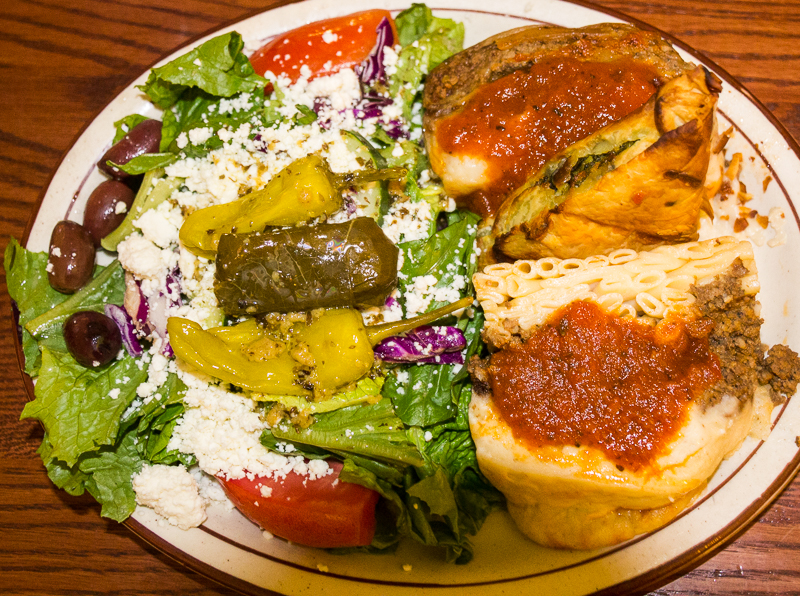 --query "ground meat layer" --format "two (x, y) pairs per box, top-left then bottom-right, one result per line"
(693, 259), (800, 406)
